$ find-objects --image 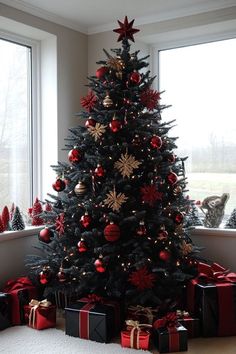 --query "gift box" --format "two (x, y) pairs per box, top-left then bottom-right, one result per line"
(24, 299), (56, 330)
(121, 320), (151, 350)
(153, 313), (188, 353)
(187, 262), (236, 337)
(176, 310), (200, 338)
(65, 295), (121, 343)
(0, 293), (11, 330)
(3, 277), (38, 325)
(127, 305), (158, 324)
